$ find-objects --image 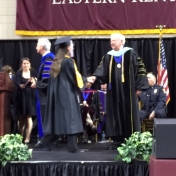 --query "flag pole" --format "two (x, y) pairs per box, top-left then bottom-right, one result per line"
(156, 25), (170, 104)
(156, 25), (166, 85)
